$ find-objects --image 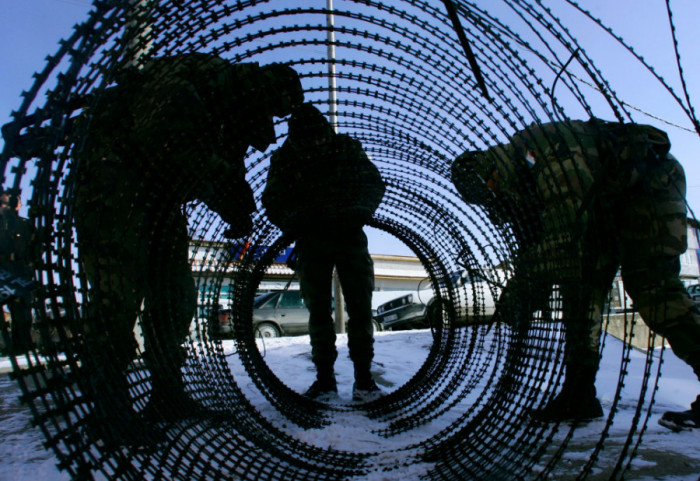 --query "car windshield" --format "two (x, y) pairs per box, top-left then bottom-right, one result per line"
(278, 291), (304, 308)
(446, 271), (487, 286)
(253, 292), (279, 308)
